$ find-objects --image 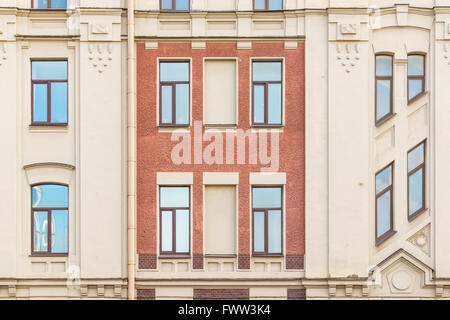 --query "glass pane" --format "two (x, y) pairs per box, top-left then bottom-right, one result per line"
(160, 187), (190, 208)
(161, 0), (172, 9)
(176, 0), (189, 10)
(408, 55), (424, 76)
(51, 0), (67, 8)
(33, 83), (48, 122)
(376, 165), (392, 194)
(376, 56), (392, 76)
(161, 85), (173, 124)
(253, 62), (282, 82)
(254, 0), (265, 9)
(409, 79), (423, 101)
(253, 187), (282, 208)
(175, 83), (189, 125)
(376, 80), (391, 121)
(51, 82), (68, 123)
(268, 0), (283, 10)
(408, 143), (424, 172)
(32, 61), (67, 80)
(254, 211), (265, 253)
(176, 210), (190, 253)
(51, 210), (68, 253)
(268, 83), (282, 124)
(32, 185), (68, 208)
(377, 191), (391, 238)
(253, 85), (265, 123)
(161, 211), (173, 252)
(409, 169), (423, 216)
(160, 62), (189, 82)
(268, 210), (282, 253)
(33, 211), (48, 252)
(34, 0), (48, 8)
